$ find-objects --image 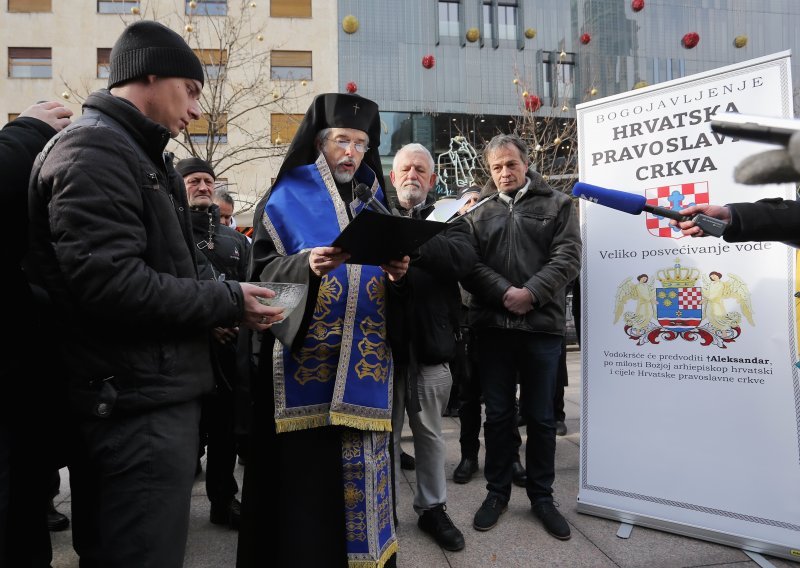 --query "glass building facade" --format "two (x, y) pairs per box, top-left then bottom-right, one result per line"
(338, 0), (800, 194)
